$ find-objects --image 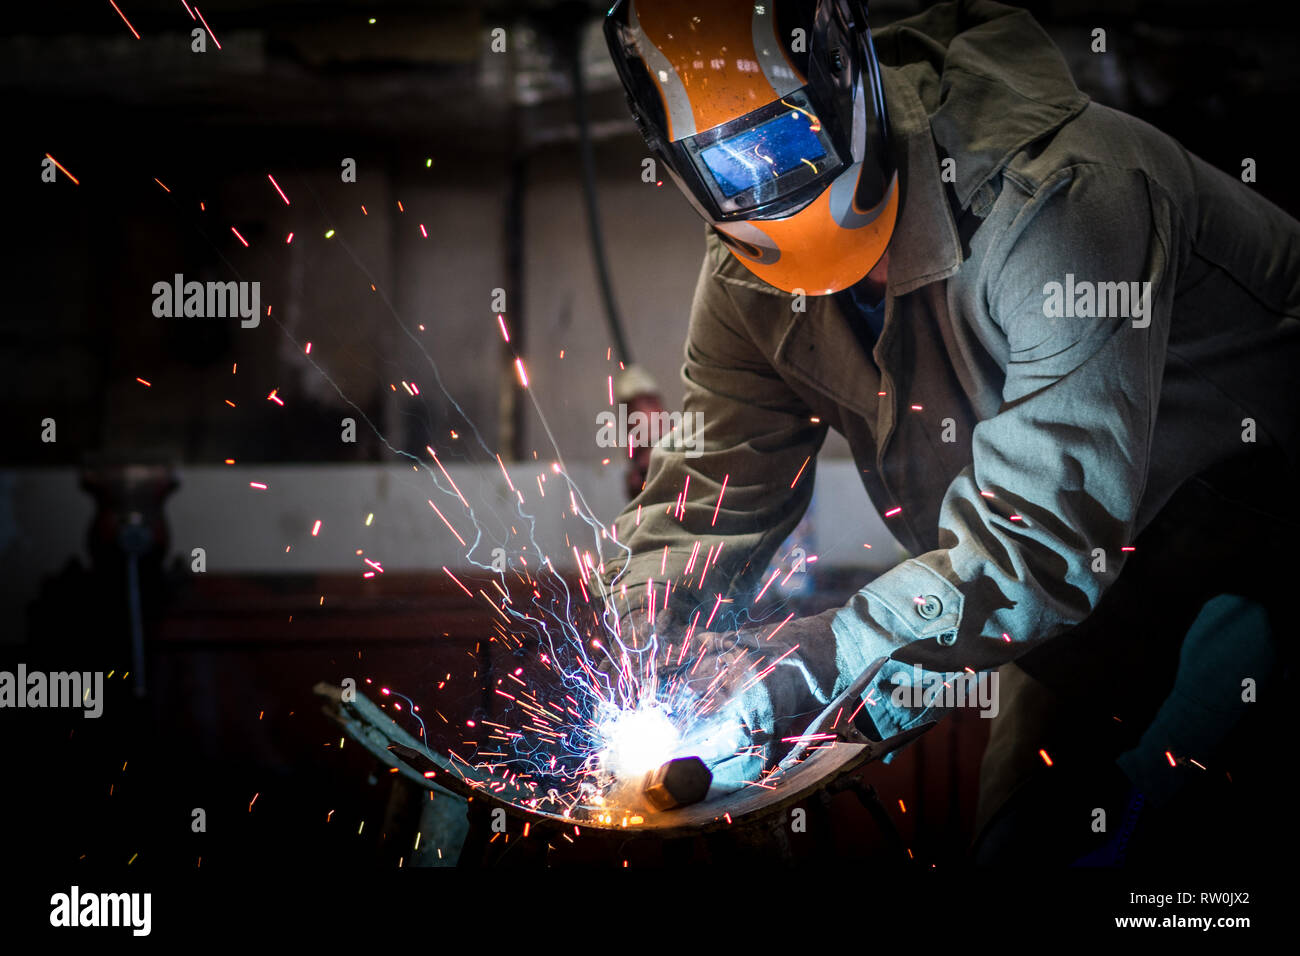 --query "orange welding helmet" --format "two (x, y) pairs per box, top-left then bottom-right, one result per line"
(605, 0), (896, 295)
